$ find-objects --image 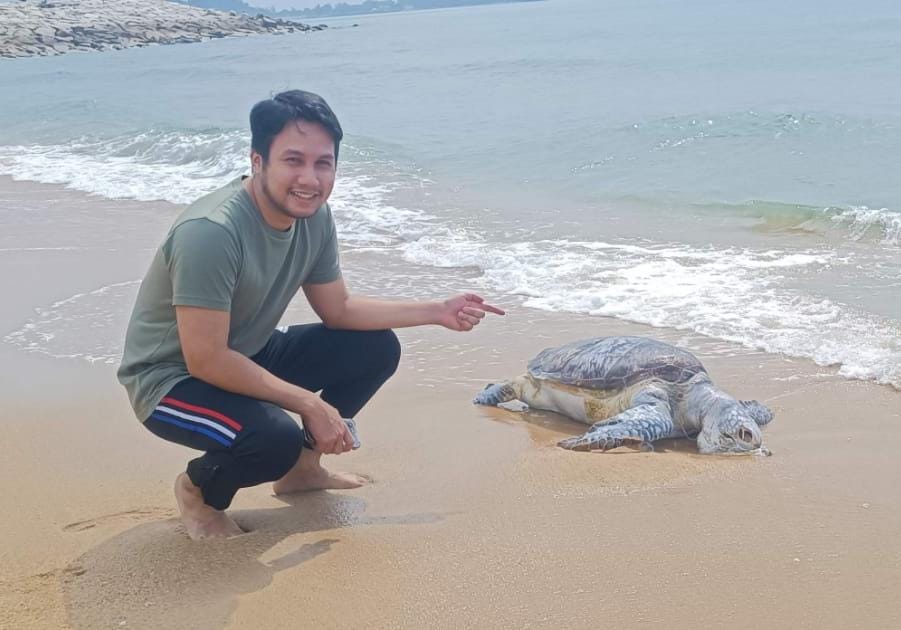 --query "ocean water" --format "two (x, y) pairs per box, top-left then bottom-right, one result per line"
(0, 0), (899, 388)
